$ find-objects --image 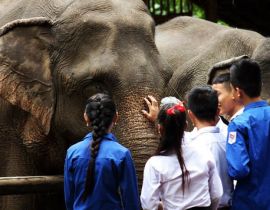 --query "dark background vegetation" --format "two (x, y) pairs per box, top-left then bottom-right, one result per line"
(144, 0), (270, 36)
